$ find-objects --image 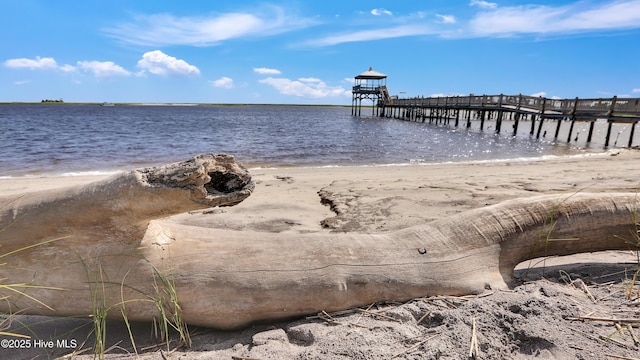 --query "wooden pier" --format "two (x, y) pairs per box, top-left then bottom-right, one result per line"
(376, 94), (640, 148)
